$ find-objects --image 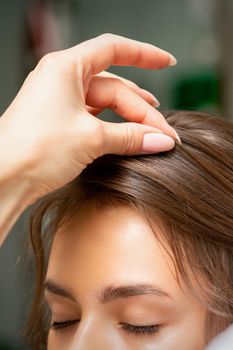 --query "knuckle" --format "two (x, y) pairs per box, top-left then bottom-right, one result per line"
(122, 124), (138, 154)
(109, 82), (127, 110)
(24, 70), (35, 83)
(37, 52), (60, 70)
(107, 77), (123, 87)
(110, 92), (120, 111)
(98, 33), (115, 41)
